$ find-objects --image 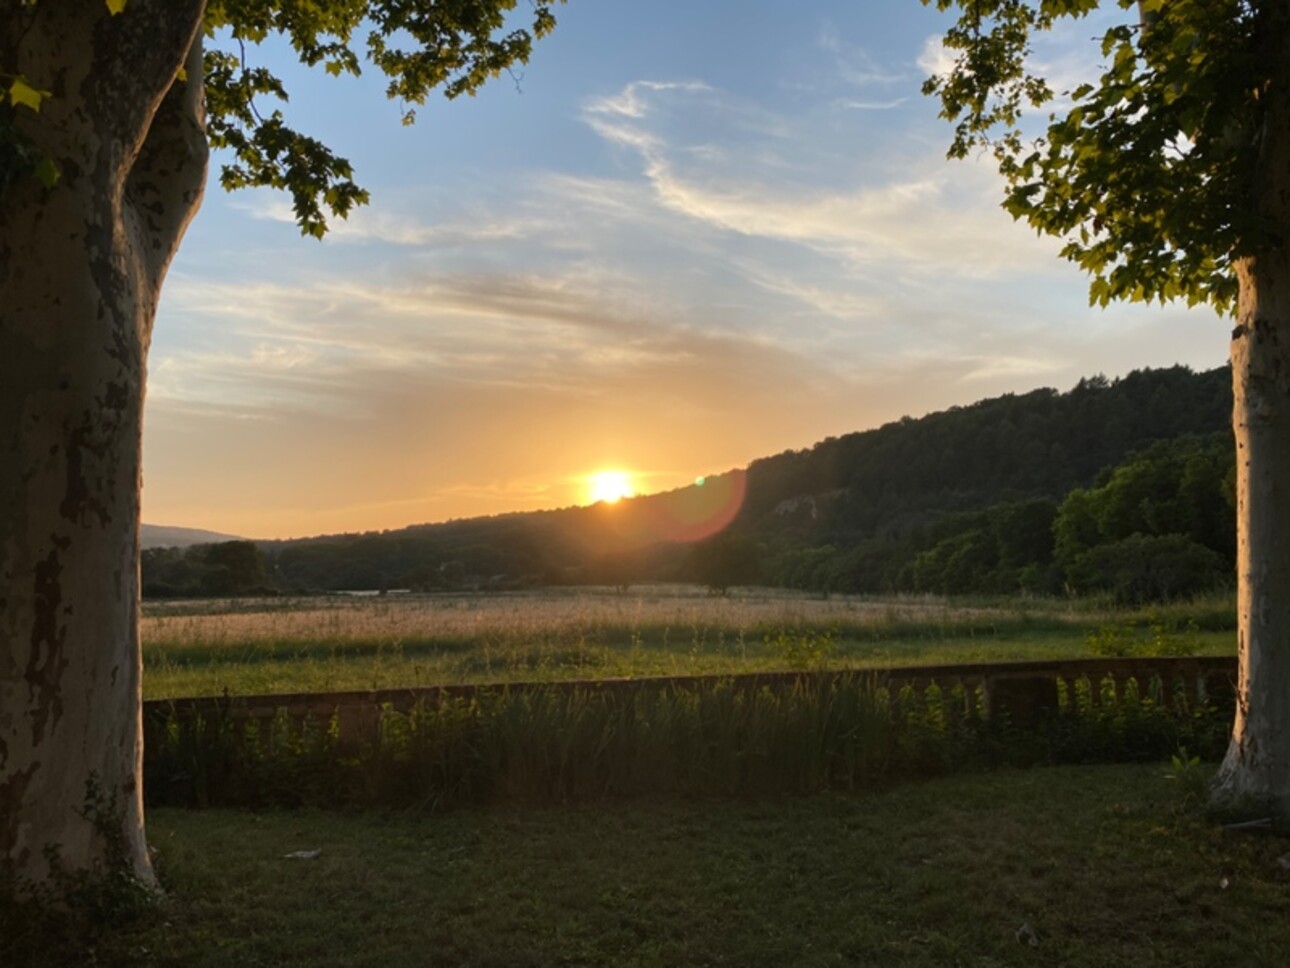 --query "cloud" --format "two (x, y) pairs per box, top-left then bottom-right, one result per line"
(154, 259), (848, 426)
(585, 79), (714, 120)
(575, 80), (1064, 282)
(916, 35), (956, 80)
(957, 354), (1066, 382)
(833, 97), (908, 111)
(232, 193), (536, 248)
(816, 23), (907, 88)
(732, 262), (890, 323)
(156, 70), (1138, 443)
